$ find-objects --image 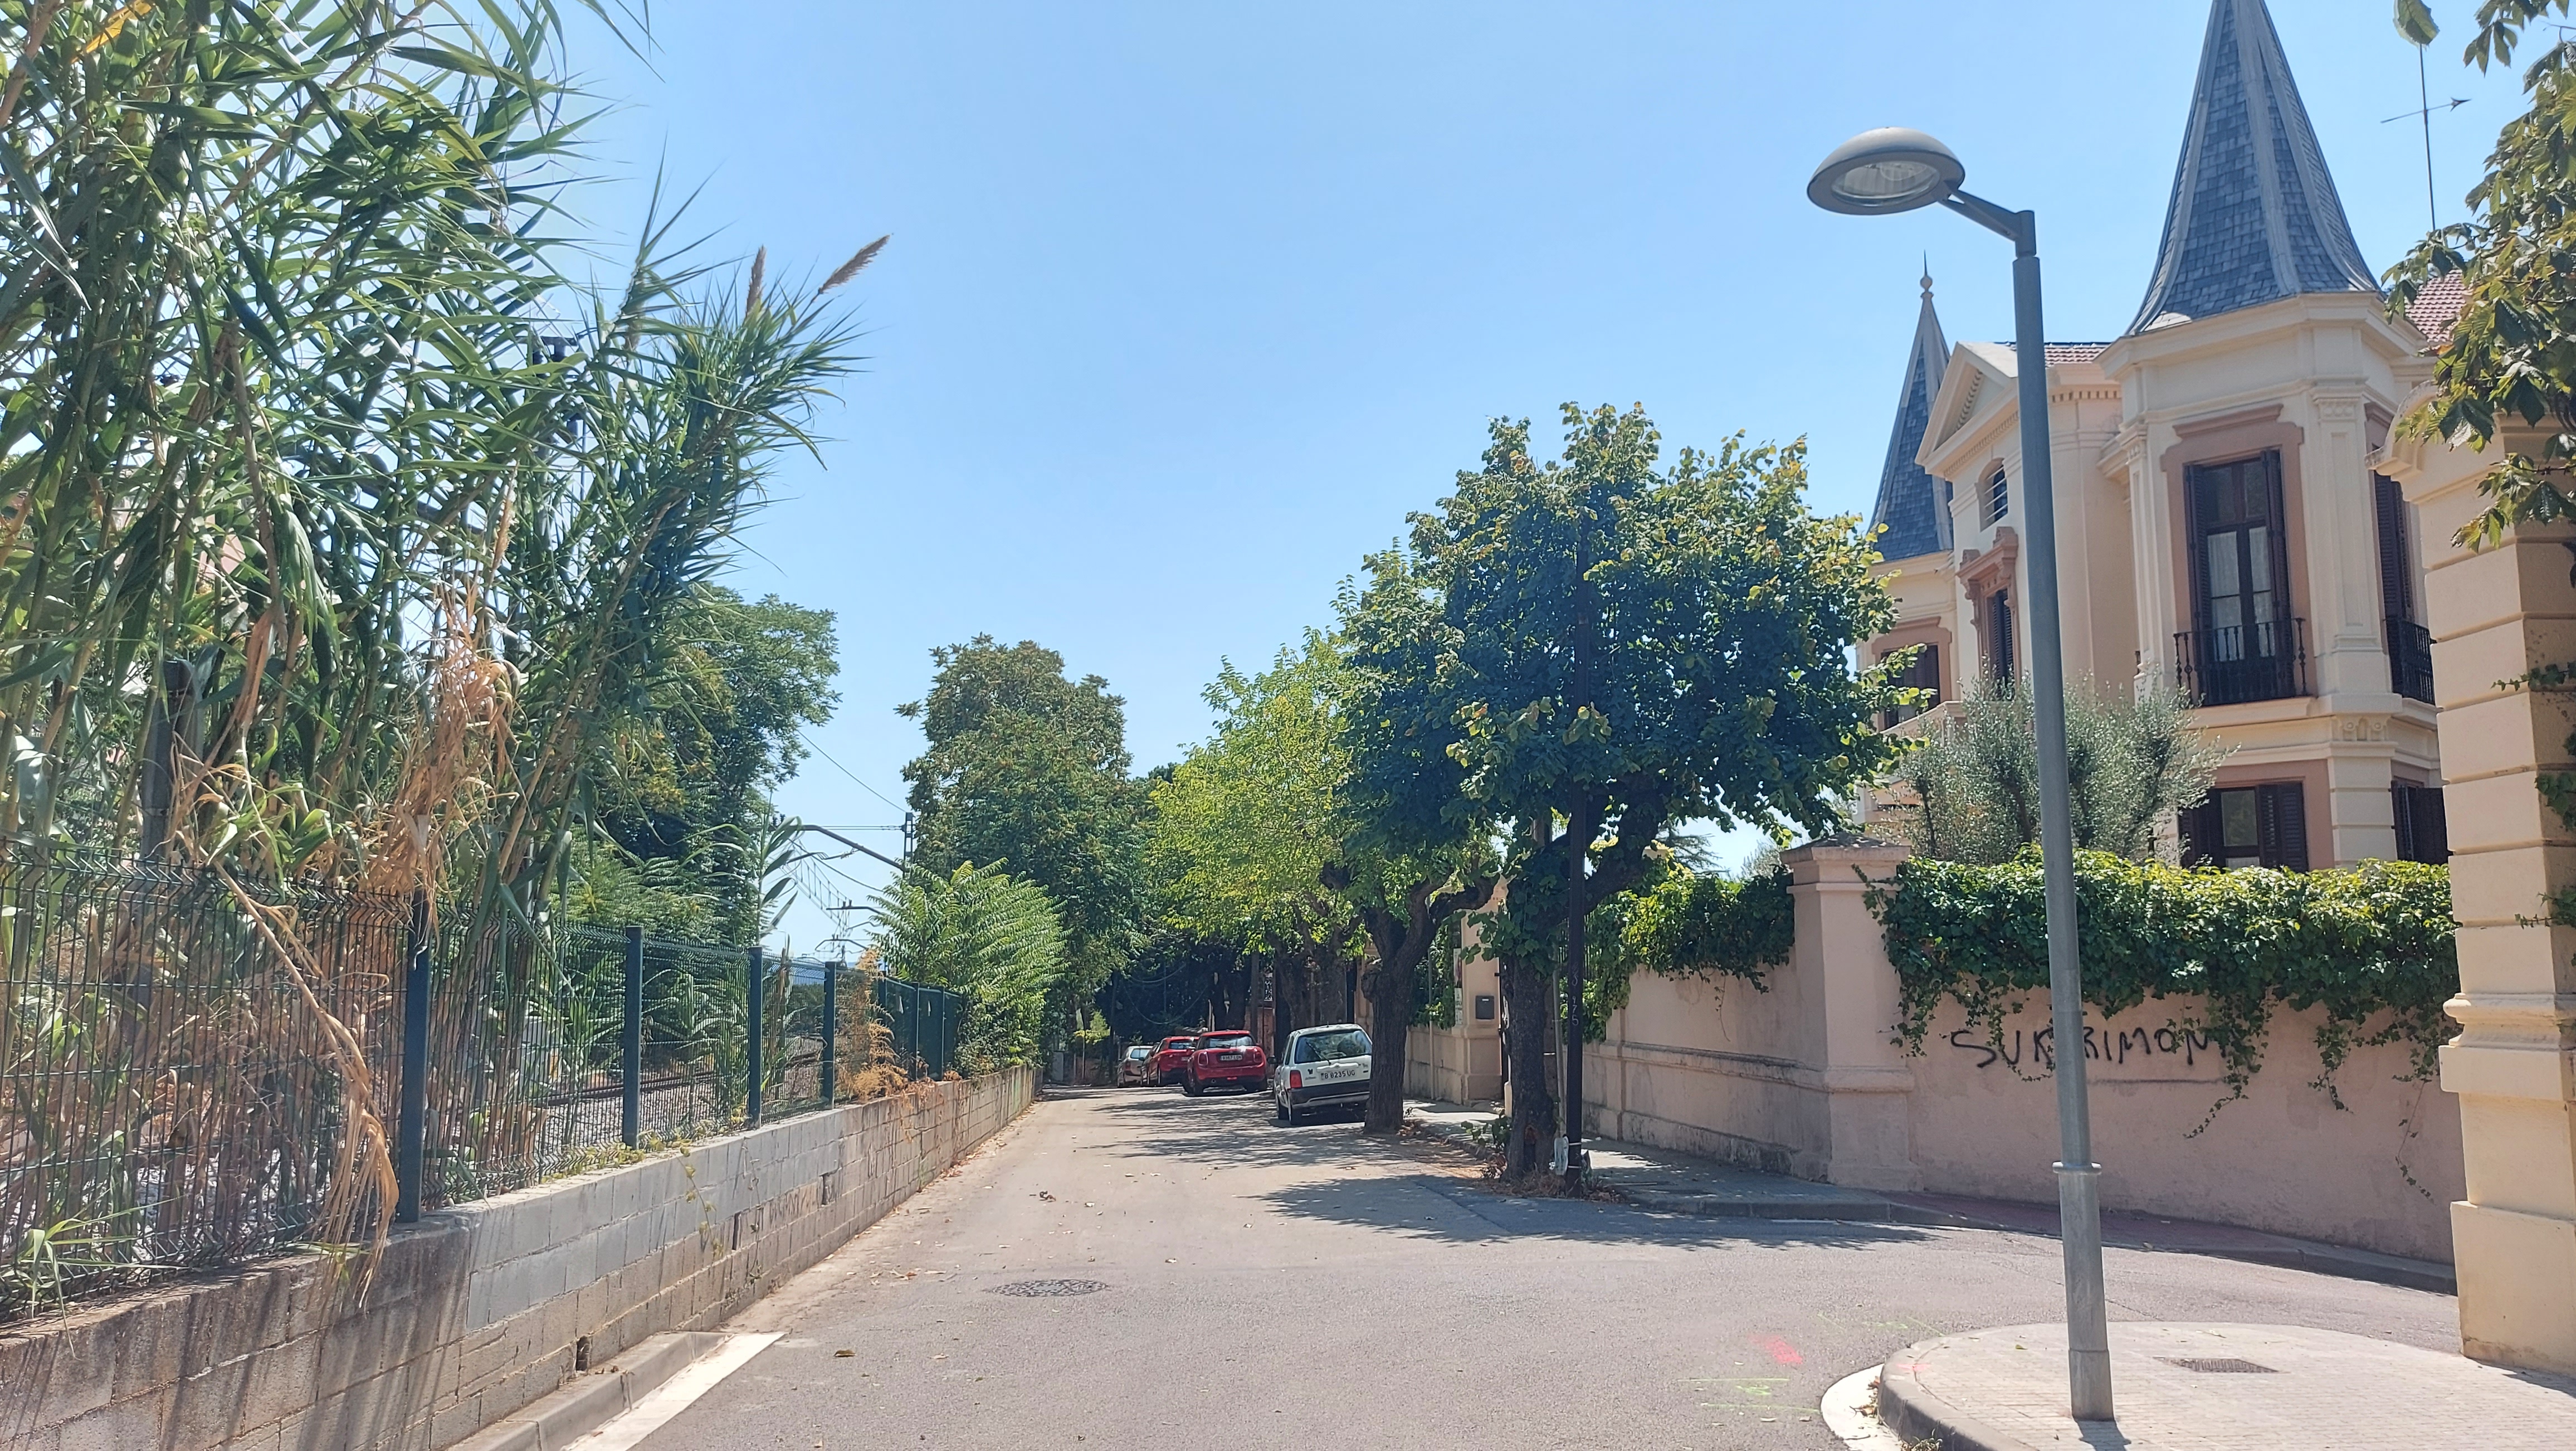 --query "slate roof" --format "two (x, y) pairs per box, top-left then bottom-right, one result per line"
(2129, 0), (2378, 334)
(1868, 276), (1950, 562)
